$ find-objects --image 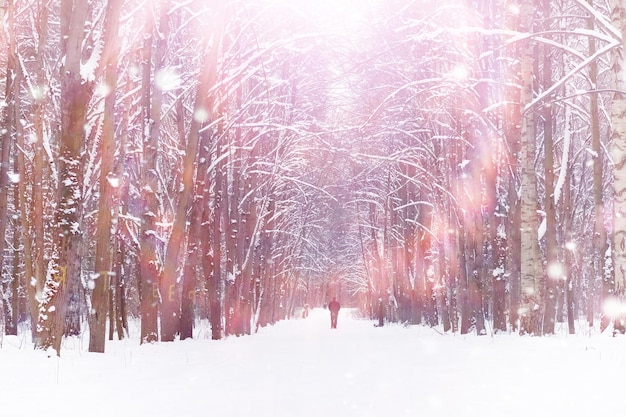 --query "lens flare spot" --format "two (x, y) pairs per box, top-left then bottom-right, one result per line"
(155, 68), (182, 92)
(547, 262), (563, 280)
(448, 65), (469, 83)
(603, 297), (626, 318)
